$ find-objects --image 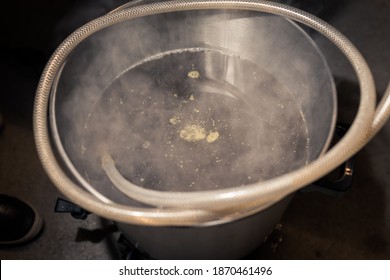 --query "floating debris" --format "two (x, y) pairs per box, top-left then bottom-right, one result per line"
(142, 141), (151, 149)
(179, 124), (206, 142)
(169, 116), (180, 125)
(187, 70), (200, 79)
(206, 131), (220, 143)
